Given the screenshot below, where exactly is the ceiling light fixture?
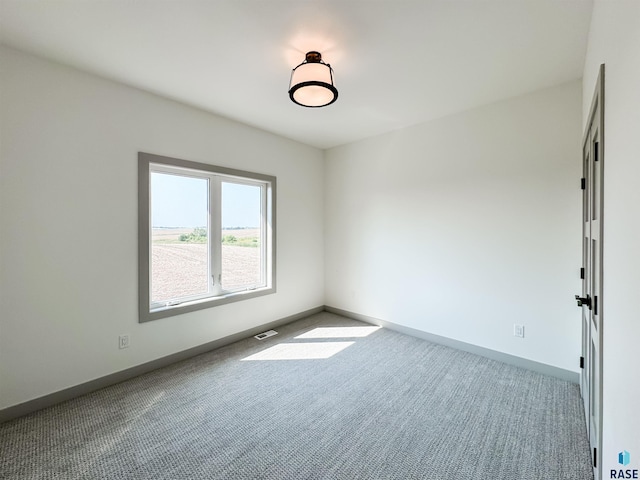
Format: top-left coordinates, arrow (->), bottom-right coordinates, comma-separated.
288,51 -> 338,108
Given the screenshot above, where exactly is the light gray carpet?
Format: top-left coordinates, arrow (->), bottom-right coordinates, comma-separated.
0,312 -> 593,480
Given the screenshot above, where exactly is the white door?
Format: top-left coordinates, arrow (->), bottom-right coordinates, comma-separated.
578,64 -> 604,480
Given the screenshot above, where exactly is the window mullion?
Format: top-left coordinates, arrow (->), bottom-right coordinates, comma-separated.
210,175 -> 223,296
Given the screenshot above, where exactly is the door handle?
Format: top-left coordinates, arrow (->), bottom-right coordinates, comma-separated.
575,295 -> 592,309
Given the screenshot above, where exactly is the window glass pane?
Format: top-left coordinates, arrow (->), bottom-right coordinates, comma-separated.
221,182 -> 262,292
151,172 -> 209,304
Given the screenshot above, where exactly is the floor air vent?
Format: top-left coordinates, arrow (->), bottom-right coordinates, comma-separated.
254,330 -> 278,340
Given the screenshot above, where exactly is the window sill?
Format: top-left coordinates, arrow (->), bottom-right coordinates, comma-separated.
140,286 -> 275,323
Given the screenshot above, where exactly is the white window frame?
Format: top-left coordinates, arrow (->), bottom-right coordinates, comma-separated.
138,152 -> 276,323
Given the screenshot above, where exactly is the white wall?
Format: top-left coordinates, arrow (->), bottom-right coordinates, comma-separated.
0,46 -> 324,410
583,0 -> 640,471
325,81 -> 582,372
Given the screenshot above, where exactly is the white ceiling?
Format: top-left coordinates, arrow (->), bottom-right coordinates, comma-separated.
0,0 -> 593,149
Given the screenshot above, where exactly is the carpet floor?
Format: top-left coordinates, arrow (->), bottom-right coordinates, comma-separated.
0,312 -> 593,479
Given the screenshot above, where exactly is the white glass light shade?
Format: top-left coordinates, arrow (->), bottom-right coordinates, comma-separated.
288,51 -> 338,108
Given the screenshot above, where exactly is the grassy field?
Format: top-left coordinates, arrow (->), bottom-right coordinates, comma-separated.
152,227 -> 260,243
152,227 -> 194,242
152,228 -> 260,247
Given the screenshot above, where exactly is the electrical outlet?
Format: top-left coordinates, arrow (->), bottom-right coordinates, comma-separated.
513,324 -> 525,338
119,334 -> 130,349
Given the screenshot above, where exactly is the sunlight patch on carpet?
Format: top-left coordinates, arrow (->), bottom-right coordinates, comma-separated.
241,342 -> 355,361
295,326 -> 381,339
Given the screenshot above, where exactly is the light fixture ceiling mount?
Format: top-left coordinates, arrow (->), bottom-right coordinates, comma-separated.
288,51 -> 338,108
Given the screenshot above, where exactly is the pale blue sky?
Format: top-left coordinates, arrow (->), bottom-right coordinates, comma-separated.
151,173 -> 260,228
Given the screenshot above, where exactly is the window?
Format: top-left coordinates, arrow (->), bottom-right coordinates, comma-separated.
138,152 -> 276,322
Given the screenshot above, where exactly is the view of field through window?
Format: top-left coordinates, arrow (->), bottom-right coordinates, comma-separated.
151,172 -> 262,305
221,182 -> 262,291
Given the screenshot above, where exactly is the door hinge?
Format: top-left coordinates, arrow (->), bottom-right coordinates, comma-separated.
594,295 -> 598,315
580,356 -> 584,369
594,447 -> 597,468
581,177 -> 586,190
580,267 -> 585,279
